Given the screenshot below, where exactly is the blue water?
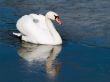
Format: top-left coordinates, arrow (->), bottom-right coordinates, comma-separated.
0,0 -> 110,82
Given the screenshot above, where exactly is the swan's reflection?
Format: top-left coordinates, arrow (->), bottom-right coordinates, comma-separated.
17,41 -> 62,79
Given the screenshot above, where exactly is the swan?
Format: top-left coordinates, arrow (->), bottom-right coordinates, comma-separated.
14,11 -> 62,45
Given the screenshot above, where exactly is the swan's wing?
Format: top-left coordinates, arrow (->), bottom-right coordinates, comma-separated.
16,13 -> 54,44
16,14 -> 44,36
16,14 -> 47,35
29,14 -> 39,23
29,14 -> 47,29
29,14 -> 54,43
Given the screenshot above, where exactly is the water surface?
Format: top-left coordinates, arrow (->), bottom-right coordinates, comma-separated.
0,0 -> 110,82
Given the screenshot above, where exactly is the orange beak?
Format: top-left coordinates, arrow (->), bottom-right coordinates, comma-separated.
55,18 -> 62,25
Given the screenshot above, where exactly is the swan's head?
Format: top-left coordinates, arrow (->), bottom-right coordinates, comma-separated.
46,11 -> 62,25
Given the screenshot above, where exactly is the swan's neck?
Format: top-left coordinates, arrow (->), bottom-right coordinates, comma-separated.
45,16 -> 62,45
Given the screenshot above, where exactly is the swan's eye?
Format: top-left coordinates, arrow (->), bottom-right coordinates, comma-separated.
54,15 -> 60,19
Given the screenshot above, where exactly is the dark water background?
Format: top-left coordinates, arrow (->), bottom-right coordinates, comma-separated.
0,0 -> 110,82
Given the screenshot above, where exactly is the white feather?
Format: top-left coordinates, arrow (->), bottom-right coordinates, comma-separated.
13,32 -> 21,37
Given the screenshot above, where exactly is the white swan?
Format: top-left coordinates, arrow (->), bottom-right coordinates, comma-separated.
14,11 -> 62,45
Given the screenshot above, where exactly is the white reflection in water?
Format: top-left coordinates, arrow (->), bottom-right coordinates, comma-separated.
17,41 -> 62,79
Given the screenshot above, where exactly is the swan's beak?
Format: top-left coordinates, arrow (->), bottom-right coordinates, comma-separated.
55,18 -> 62,25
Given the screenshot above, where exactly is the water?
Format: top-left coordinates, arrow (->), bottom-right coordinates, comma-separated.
0,0 -> 110,82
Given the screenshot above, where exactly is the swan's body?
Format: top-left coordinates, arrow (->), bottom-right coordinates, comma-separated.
15,11 -> 62,45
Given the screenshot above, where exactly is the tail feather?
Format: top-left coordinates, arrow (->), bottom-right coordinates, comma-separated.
13,32 -> 22,37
